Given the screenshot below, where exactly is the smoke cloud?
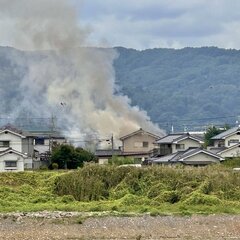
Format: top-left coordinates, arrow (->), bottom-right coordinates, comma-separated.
0,0 -> 164,144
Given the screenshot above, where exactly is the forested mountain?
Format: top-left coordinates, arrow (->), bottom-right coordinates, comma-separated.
114,47 -> 240,132
0,46 -> 240,132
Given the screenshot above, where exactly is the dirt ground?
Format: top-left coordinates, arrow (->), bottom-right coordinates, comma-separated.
1,214 -> 240,240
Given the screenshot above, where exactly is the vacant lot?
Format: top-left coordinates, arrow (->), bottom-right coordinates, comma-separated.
1,214 -> 240,240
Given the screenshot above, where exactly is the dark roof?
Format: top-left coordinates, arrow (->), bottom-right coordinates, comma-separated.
156,133 -> 203,144
0,124 -> 25,135
0,147 -> 27,157
0,124 -> 65,139
120,128 -> 161,140
150,147 -> 223,164
211,127 -> 240,140
95,149 -> 122,157
208,147 -> 227,154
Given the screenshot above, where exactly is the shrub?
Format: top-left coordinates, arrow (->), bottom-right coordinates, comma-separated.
61,195 -> 75,203
154,190 -> 181,204
52,163 -> 59,170
184,192 -> 222,206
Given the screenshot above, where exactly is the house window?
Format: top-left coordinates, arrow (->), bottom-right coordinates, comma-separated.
228,139 -> 239,146
35,138 -> 45,145
176,144 -> 185,150
5,161 -> 17,168
143,142 -> 149,148
0,141 -> 10,147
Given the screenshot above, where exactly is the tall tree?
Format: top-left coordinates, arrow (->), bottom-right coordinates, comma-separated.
204,126 -> 224,147
51,145 -> 96,169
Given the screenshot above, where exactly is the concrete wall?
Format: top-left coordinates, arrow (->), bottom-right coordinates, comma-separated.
122,133 -> 157,153
24,157 -> 33,169
22,137 -> 34,157
0,152 -> 24,172
172,139 -> 202,153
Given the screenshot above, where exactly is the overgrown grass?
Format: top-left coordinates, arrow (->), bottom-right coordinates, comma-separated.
1,162 -> 240,214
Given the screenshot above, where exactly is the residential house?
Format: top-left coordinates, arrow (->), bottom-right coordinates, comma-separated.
0,125 -> 67,170
95,128 -> 161,164
148,132 -> 222,166
150,148 -> 223,166
119,128 -> 161,162
154,133 -> 204,157
210,127 -> 240,158
26,130 -> 66,168
95,149 -> 122,165
0,125 -> 34,171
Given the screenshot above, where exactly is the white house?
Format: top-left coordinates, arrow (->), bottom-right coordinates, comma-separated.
0,148 -> 27,172
0,126 -> 32,172
148,132 -> 222,166
151,148 -> 224,166
154,133 -> 204,156
211,127 -> 240,158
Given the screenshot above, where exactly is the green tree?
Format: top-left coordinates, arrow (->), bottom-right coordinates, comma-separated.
204,126 -> 224,147
51,145 -> 96,169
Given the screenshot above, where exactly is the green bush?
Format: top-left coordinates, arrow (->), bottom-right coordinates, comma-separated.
52,163 -> 59,170
184,192 -> 222,206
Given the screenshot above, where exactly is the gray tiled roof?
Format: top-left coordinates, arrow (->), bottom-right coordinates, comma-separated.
149,152 -> 179,163
120,128 -> 161,140
150,147 -> 223,164
156,134 -> 183,144
156,133 -> 203,144
95,149 -> 122,156
211,127 -> 240,140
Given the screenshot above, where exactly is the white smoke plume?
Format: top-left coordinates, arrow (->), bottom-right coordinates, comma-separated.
0,0 -> 165,144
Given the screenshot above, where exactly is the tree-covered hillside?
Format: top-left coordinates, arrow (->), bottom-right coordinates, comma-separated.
0,46 -> 240,132
114,47 -> 240,132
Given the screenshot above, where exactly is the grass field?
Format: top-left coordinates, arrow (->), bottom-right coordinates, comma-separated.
1,158 -> 240,215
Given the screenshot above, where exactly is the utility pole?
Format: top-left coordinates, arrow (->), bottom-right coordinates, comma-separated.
111,134 -> 114,157
48,114 -> 55,163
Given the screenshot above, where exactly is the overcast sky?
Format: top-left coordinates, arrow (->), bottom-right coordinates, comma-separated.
77,0 -> 240,50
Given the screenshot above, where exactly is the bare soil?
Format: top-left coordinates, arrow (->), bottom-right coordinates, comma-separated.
1,214 -> 240,240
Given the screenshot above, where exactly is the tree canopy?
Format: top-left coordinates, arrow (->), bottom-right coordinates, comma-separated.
204,126 -> 225,147
51,144 -> 96,169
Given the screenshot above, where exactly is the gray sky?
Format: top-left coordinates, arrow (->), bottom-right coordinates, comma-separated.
77,0 -> 240,49
1,0 -> 240,50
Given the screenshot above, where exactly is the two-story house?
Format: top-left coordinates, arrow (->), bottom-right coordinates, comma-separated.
0,125 -> 34,171
120,128 -> 161,162
96,128 -> 161,164
211,127 -> 240,158
27,130 -> 66,168
149,132 -> 223,165
154,133 -> 204,156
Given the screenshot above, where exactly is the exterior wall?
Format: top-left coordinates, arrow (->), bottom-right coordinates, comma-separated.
213,140 -> 225,147
24,157 -> 33,169
98,158 -> 109,165
22,137 -> 34,157
122,133 -> 157,153
220,147 -> 240,158
224,134 -> 240,147
0,153 -> 24,172
43,138 -> 66,146
0,131 -> 23,152
172,139 -> 202,153
182,153 -> 220,165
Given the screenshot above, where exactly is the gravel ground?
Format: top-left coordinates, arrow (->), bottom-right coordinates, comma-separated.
0,212 -> 240,239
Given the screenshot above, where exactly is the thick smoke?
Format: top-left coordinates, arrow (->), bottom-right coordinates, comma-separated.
0,0 -> 164,144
